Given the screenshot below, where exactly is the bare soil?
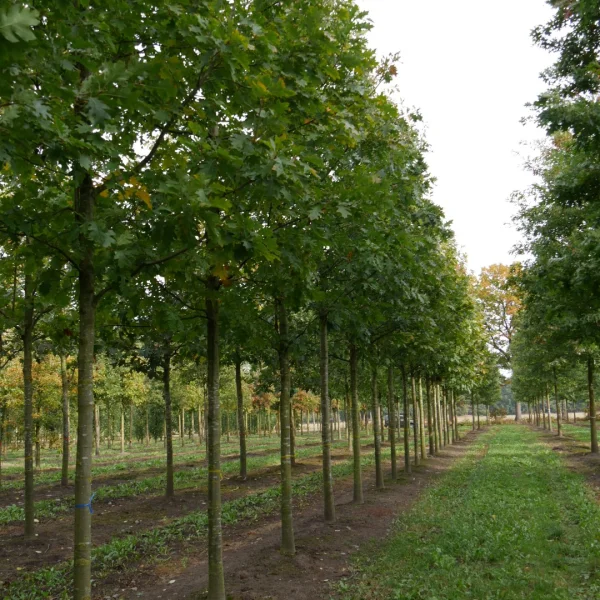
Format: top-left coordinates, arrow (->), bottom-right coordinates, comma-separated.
95,430 -> 482,600
0,443 -> 352,587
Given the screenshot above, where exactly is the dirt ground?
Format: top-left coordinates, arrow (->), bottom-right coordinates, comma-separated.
0,443 -> 351,587
95,430 -> 482,600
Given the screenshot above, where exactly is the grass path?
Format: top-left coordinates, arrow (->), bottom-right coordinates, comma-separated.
338,425 -> 600,600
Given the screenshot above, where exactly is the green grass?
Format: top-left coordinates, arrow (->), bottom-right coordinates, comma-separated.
0,434 -> 354,524
336,425 -> 600,600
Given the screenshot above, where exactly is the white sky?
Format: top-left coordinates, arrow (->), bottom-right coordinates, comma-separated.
356,0 -> 554,274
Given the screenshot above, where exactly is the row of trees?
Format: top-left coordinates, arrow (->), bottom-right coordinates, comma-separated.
511,2 -> 600,449
0,2 -> 500,598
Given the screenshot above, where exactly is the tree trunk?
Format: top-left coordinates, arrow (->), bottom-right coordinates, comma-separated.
235,359 -> 247,480
588,355 -> 598,453
350,343 -> 363,503
402,366 -> 411,474
163,354 -> 174,497
515,401 -> 522,422
427,377 -> 434,456
418,378 -> 427,457
277,299 -> 295,555
145,405 -> 150,446
129,404 -> 133,448
411,374 -> 419,466
471,394 -> 476,431
371,366 -> 384,490
319,313 -> 335,521
289,407 -> 296,467
553,369 -> 561,437
546,386 -> 553,432
387,366 -> 397,481
120,404 -> 125,454
206,283 -> 225,598
181,409 -> 185,446
94,403 -> 100,457
344,378 -> 351,451
60,354 -> 70,487
23,270 -> 35,538
73,173 -> 96,600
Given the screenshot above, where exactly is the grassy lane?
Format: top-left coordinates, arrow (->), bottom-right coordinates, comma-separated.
338,425 -> 600,600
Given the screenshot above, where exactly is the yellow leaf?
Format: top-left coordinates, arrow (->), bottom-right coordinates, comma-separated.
135,188 -> 152,209
99,189 -> 109,198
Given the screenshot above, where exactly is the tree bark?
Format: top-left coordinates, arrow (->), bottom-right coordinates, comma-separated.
163,353 -> 174,497
23,270 -> 35,538
73,173 -> 96,600
120,404 -> 125,454
206,283 -> 225,598
546,386 -> 553,432
387,366 -> 397,481
402,366 -> 411,474
588,355 -> 598,453
553,368 -> 561,437
319,313 -> 335,521
418,377 -> 427,458
427,377 -> 434,456
371,366 -> 384,490
277,298 -> 295,554
94,403 -> 100,457
60,354 -> 70,487
411,374 -> 419,466
349,343 -> 363,503
129,404 -> 133,448
515,401 -> 522,422
235,358 -> 247,480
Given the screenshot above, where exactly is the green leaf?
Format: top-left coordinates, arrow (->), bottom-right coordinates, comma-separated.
0,5 -> 39,43
86,98 -> 111,124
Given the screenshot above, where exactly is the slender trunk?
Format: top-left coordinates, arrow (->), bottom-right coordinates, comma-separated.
418,378 -> 426,458
554,368 -> 561,437
471,394 -> 476,431
289,407 -> 296,467
350,343 -> 363,503
319,313 -> 335,521
107,402 -> 112,449
371,366 -> 384,490
94,403 -> 100,457
432,384 -> 439,453
120,404 -> 125,454
60,355 -> 70,487
23,271 -> 35,538
73,173 -> 96,600
402,366 -> 411,474
34,416 -> 41,469
180,409 -> 185,446
427,377 -> 434,456
129,404 -> 133,448
477,402 -> 481,430
387,366 -> 397,481
545,386 -> 552,432
515,401 -> 521,422
197,405 -> 202,446
588,355 -> 598,453
435,384 -> 442,448
206,283 -> 225,598
277,299 -> 295,554
0,401 -> 5,488
145,405 -> 150,445
235,359 -> 247,480
163,354 -> 174,496
411,374 -> 419,466
344,378 -> 351,451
